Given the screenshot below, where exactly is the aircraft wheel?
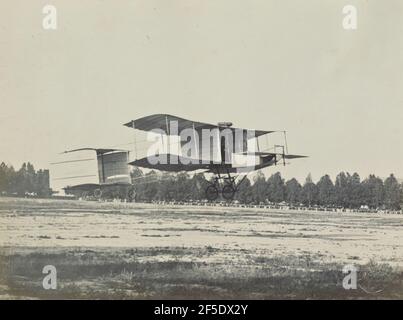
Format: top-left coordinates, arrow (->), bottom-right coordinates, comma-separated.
222,184 -> 236,200
205,185 -> 219,201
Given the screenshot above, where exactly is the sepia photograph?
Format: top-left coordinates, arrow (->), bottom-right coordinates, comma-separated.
1,0 -> 403,306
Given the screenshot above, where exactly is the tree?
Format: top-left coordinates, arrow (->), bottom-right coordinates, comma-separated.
285,178 -> 302,205
235,177 -> 253,204
138,170 -> 160,201
301,174 -> 318,206
7,165 -> 17,194
267,172 -> 285,203
0,162 -> 8,193
26,162 -> 36,194
335,172 -> 349,207
361,175 -> 384,209
189,173 -> 208,200
0,162 -> 51,197
35,169 -> 51,197
317,174 -> 335,206
401,183 -> 403,209
173,172 -> 192,201
384,174 -> 401,210
15,163 -> 28,196
346,172 -> 362,208
156,172 -> 175,201
252,171 -> 267,204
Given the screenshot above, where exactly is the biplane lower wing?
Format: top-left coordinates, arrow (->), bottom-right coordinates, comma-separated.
129,154 -> 216,172
130,152 -> 307,174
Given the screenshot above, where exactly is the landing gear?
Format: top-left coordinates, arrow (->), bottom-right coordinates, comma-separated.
205,183 -> 235,201
204,169 -> 246,201
222,184 -> 236,200
205,185 -> 219,201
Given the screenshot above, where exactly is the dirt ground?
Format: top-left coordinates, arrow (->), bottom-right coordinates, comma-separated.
0,197 -> 402,299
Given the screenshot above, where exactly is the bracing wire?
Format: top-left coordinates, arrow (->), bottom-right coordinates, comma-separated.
53,174 -> 97,181
50,158 -> 95,165
283,131 -> 289,154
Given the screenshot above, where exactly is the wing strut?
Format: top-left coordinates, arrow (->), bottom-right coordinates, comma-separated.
132,120 -> 137,160
283,131 -> 289,154
192,122 -> 199,159
165,115 -> 170,153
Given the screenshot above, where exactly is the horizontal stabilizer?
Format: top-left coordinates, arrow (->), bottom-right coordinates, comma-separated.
235,151 -> 307,159
235,151 -> 274,156
283,154 -> 308,159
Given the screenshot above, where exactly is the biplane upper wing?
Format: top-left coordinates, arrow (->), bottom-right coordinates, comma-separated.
123,114 -> 274,138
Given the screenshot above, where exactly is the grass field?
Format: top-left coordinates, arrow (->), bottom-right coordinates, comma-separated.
0,197 -> 402,299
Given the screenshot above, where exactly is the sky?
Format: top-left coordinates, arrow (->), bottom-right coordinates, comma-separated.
1,0 -> 402,187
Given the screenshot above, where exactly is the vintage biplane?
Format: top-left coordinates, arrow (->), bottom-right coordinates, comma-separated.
124,114 -> 306,201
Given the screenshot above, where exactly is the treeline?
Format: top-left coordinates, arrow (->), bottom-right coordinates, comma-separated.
1,161 -> 401,210
0,162 -> 51,197
132,169 -> 403,210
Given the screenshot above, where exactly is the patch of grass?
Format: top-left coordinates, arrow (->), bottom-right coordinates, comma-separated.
1,248 -> 402,299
